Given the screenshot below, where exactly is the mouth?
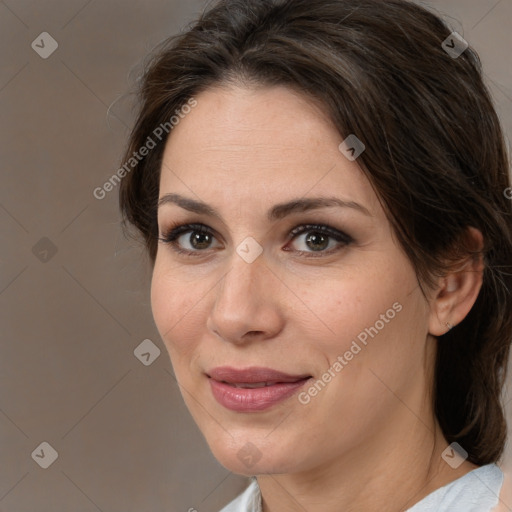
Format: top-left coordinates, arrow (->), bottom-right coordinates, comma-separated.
207,366 -> 311,383
206,366 -> 312,412
224,381 -> 296,388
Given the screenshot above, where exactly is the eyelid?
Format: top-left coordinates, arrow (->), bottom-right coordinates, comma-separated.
158,221 -> 353,257
287,223 -> 353,244
159,222 -> 217,242
158,222 -> 223,255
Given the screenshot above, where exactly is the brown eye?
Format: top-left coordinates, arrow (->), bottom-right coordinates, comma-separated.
287,224 -> 353,256
303,232 -> 330,251
187,231 -> 214,250
160,223 -> 222,255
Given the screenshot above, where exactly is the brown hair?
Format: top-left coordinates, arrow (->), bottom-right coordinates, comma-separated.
119,0 -> 512,465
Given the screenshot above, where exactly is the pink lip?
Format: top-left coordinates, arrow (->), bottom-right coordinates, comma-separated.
207,366 -> 311,412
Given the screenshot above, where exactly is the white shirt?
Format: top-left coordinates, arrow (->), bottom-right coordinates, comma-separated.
219,464 -> 504,512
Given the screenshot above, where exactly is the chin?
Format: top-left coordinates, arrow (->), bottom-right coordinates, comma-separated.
206,432 -> 303,476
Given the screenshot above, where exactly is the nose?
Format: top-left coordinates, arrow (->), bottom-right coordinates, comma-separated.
206,250 -> 285,345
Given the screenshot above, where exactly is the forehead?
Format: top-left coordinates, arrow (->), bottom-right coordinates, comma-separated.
159,85 -> 381,219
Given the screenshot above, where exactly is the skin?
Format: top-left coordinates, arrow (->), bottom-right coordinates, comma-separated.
151,84 -> 484,512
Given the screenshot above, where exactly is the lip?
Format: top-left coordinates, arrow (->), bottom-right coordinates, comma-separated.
207,366 -> 312,412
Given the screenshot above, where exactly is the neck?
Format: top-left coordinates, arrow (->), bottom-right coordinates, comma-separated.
257,416 -> 478,512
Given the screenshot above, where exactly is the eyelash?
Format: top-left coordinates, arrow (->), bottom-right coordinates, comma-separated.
158,222 -> 354,259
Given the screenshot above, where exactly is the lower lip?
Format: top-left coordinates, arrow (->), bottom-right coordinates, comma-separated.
209,378 -> 310,412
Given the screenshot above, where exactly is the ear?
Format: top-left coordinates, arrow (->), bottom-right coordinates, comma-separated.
428,227 -> 485,336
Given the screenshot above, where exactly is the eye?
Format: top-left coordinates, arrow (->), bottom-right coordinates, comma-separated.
158,222 -> 353,258
158,223 -> 221,256
285,224 -> 353,257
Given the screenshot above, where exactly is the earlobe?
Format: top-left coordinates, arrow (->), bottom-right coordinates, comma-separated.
428,227 -> 484,337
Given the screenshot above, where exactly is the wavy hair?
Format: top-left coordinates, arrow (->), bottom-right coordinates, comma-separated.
119,0 -> 512,464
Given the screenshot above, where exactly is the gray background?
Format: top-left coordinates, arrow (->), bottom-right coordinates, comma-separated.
1,1 -> 511,511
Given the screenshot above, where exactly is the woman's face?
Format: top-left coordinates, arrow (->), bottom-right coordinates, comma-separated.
151,84 -> 435,476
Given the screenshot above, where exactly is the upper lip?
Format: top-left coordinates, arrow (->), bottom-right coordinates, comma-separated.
207,366 -> 311,384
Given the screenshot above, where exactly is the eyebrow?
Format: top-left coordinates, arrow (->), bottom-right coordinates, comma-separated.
157,193 -> 372,221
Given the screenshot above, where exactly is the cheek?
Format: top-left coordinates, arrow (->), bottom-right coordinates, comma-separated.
150,265 -> 204,361
295,275 -> 426,428
300,259 -> 426,398
322,277 -> 427,394
302,266 -> 407,345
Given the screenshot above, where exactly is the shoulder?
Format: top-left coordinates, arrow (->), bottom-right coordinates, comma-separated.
218,479 -> 261,512
217,465 -> 504,512
406,464 -> 504,512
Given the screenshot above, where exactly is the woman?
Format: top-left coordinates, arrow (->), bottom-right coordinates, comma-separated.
119,0 -> 512,510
